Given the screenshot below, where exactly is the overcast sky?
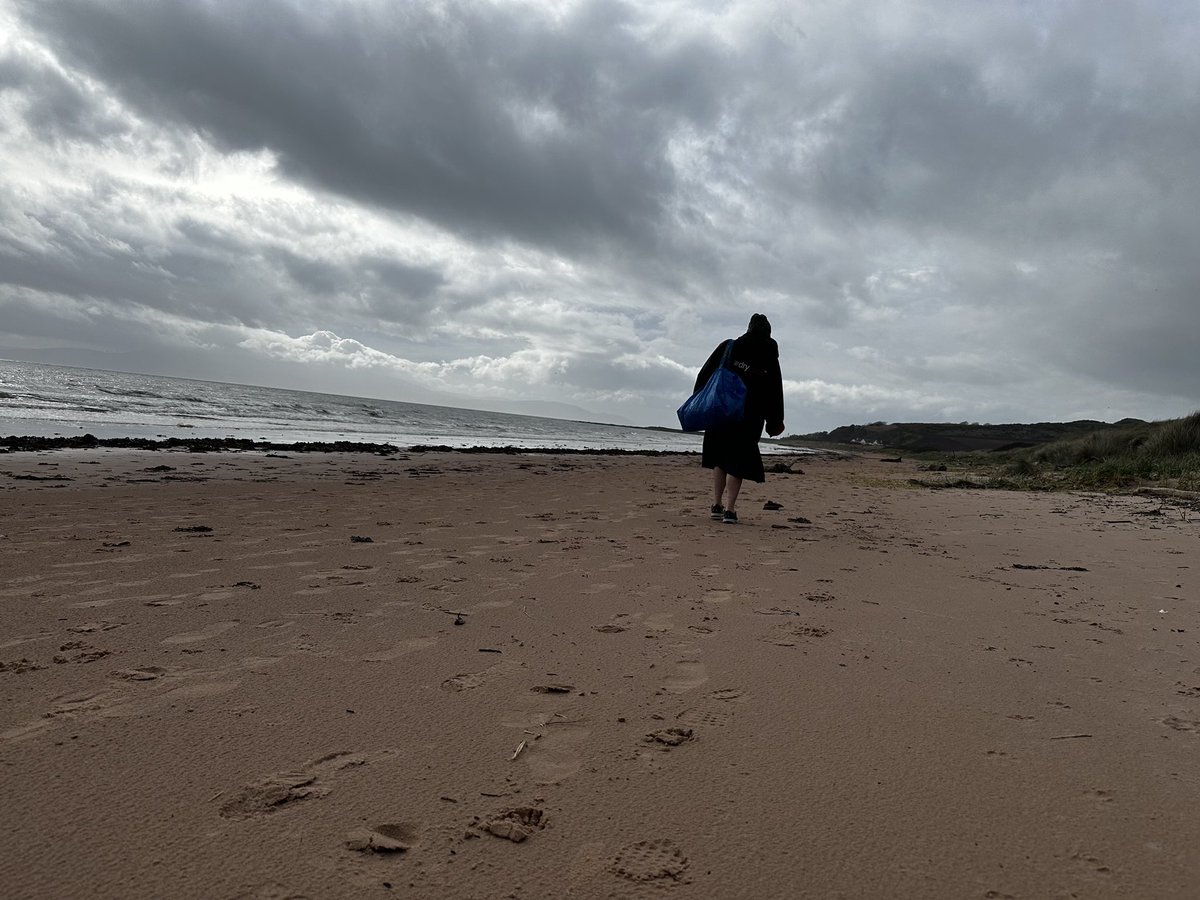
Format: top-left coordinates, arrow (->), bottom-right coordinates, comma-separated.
2,0 -> 1198,431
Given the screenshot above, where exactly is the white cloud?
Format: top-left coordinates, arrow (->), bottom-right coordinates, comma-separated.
240,329 -> 397,369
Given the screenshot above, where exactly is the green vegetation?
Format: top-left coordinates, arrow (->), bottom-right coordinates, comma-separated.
906,412 -> 1200,493
784,419 -> 1143,453
1013,411 -> 1200,491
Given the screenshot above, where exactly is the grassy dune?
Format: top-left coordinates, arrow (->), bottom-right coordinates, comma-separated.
1009,411 -> 1200,490
922,412 -> 1200,493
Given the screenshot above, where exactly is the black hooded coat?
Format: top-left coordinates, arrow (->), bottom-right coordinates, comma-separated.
693,327 -> 784,483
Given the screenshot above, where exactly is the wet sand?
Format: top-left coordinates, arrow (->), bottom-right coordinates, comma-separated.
1,448 -> 1198,898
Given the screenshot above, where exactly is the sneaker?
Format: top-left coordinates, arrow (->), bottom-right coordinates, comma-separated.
722,509 -> 738,525
710,504 -> 724,520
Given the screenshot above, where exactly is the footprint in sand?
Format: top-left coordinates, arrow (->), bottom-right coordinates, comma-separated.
220,772 -> 328,819
158,681 -> 242,701
440,658 -> 523,692
47,691 -> 120,717
142,596 -> 185,607
69,598 -> 122,609
662,658 -> 708,694
92,676 -> 242,720
3,690 -> 124,742
761,623 -> 830,647
112,666 -> 168,682
53,642 -> 110,665
611,839 -> 691,884
643,612 -> 675,633
241,656 -> 284,671
359,636 -> 438,662
1,719 -> 54,742
220,750 -> 393,819
500,706 -> 589,784
362,600 -> 415,619
162,621 -> 239,645
477,807 -> 548,842
0,658 -> 45,674
441,671 -> 488,692
643,726 -> 695,749
593,623 -> 628,634
524,723 -> 592,784
472,598 -> 514,611
227,883 -> 313,900
707,688 -> 747,702
1160,716 -> 1200,733
676,707 -> 733,729
166,567 -> 222,579
345,822 -> 421,854
0,632 -> 54,651
67,621 -> 125,634
788,624 -> 831,639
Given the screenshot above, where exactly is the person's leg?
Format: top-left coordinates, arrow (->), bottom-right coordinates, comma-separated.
712,467 -> 727,506
725,474 -> 743,512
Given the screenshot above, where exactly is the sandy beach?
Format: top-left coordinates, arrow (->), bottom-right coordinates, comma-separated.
1,447 -> 1198,899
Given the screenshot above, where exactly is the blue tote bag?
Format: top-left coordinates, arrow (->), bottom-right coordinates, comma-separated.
677,340 -> 747,432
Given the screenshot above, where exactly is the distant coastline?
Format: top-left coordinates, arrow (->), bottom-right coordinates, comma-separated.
785,419 -> 1154,453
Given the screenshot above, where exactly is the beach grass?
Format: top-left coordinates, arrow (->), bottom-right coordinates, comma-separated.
908,411 -> 1200,494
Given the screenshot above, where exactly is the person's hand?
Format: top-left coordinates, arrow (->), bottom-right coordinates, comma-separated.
767,422 -> 784,437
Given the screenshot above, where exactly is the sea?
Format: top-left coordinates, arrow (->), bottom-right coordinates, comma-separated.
0,358 -> 724,453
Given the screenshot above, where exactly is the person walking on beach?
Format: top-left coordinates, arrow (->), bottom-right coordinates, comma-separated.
694,313 -> 785,525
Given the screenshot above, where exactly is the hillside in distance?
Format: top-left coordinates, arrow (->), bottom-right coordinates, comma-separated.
784,419 -> 1148,453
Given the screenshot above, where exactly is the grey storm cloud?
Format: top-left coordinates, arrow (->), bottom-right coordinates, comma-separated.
2,0 -> 1200,428
267,248 -> 445,322
17,0 -> 709,251
363,257 -> 445,301
0,45 -> 126,143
